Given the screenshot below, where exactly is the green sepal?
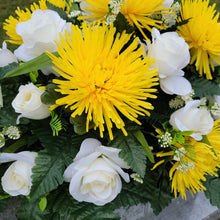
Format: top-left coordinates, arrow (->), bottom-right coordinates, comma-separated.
39,197 -> 47,212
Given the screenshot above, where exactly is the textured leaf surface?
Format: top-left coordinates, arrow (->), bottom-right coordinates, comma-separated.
109,132 -> 147,178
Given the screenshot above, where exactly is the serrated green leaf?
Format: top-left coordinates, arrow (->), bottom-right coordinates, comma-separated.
176,133 -> 185,144
0,62 -> 19,80
109,132 -> 147,178
39,197 -> 47,212
189,76 -> 220,98
4,52 -> 58,78
133,130 -> 155,163
30,151 -> 65,201
203,174 -> 220,208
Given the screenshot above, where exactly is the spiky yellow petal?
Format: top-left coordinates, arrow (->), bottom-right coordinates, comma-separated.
79,0 -> 173,41
177,0 -> 220,79
48,23 -> 159,140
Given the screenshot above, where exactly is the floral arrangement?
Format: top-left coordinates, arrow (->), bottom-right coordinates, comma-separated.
0,0 -> 220,219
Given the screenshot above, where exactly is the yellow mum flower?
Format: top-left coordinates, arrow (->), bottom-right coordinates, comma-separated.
79,0 -> 173,41
177,0 -> 220,79
169,138 -> 220,199
4,0 -> 70,45
48,23 -> 159,140
207,119 -> 220,157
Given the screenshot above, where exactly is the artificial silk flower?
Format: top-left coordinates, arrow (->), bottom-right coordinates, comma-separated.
147,28 -> 192,95
0,151 -> 37,196
177,0 -> 220,80
64,138 -> 130,206
48,22 -> 158,140
169,138 -> 220,199
162,0 -> 174,8
0,41 -> 18,67
169,100 -> 214,141
12,83 -> 50,123
79,0 -> 173,41
3,0 -> 71,45
14,9 -> 72,62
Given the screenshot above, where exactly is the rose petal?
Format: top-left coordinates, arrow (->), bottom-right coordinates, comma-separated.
160,76 -> 192,95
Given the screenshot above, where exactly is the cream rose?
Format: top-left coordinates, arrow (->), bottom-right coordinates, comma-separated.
15,9 -> 71,62
147,28 -> 191,95
64,138 -> 130,206
12,83 -> 50,123
0,151 -> 37,196
0,41 -> 18,67
169,100 -> 214,141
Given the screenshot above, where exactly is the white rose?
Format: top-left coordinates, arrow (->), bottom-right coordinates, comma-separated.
12,83 -> 50,123
147,28 -> 191,95
64,138 -> 130,206
0,41 -> 18,67
169,100 -> 214,141
0,151 -> 37,196
14,9 -> 71,76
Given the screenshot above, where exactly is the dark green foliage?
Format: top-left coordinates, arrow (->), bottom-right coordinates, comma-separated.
114,13 -> 134,34
0,62 -> 19,80
189,75 -> 220,98
109,131 -> 147,178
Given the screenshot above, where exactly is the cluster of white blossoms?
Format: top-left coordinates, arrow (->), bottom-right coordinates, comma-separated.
4,126 -> 20,140
105,0 -> 123,25
176,161 -> 194,173
158,132 -> 173,148
130,173 -> 143,184
68,10 -> 81,18
211,102 -> 220,118
173,147 -> 186,161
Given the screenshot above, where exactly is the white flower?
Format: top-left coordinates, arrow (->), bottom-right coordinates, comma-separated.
169,100 -> 214,141
14,9 -> 71,76
12,83 -> 50,123
147,28 -> 191,96
4,126 -> 20,140
0,42 -> 18,67
0,151 -> 37,196
211,96 -> 220,119
64,138 -> 130,206
0,134 -> 5,148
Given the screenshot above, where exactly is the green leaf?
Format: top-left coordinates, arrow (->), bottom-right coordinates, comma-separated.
133,130 -> 155,163
109,132 -> 147,178
176,133 -> 185,144
41,84 -> 62,105
203,174 -> 220,208
50,111 -> 63,136
4,52 -> 58,78
0,62 -> 19,80
29,71 -> 39,83
0,198 -> 9,212
46,2 -> 68,20
180,130 -> 194,136
39,197 -> 47,212
189,75 -> 220,98
30,150 -> 65,201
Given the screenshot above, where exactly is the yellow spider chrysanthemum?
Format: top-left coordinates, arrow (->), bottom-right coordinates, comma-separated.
79,0 -> 173,41
48,23 -> 159,140
4,0 -> 71,45
177,0 -> 220,79
207,119 -> 220,157
169,138 -> 220,199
